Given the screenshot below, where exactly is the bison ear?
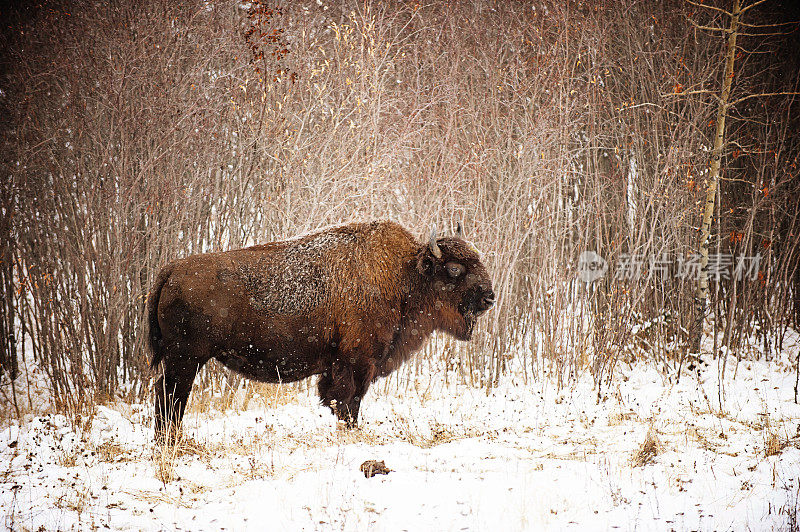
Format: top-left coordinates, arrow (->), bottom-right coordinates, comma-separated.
416,253 -> 435,278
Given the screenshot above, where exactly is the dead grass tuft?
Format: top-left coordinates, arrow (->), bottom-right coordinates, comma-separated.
608,410 -> 639,426
155,449 -> 177,485
153,426 -> 196,484
57,448 -> 80,468
125,488 -> 194,508
393,419 -> 480,448
331,424 -> 387,446
687,426 -> 717,453
632,427 -> 662,467
93,440 -> 134,463
55,486 -> 91,517
257,382 -> 302,409
174,436 -> 215,458
765,429 -> 787,457
188,377 -> 304,419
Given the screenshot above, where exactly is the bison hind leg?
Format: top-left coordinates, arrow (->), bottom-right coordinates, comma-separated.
154,356 -> 206,444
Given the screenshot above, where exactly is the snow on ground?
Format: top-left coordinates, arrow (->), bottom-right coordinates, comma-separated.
3,341 -> 800,531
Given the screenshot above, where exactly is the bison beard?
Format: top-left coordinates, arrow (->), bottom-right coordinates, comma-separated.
148,221 -> 495,442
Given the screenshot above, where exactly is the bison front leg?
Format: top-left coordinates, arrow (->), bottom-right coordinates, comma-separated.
318,358 -> 376,428
318,360 -> 355,426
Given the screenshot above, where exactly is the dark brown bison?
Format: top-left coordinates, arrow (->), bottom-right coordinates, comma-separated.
147,220 -> 495,441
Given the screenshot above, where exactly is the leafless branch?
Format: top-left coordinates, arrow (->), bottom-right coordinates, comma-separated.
686,17 -> 729,32
685,0 -> 732,17
740,0 -> 770,15
664,88 -> 722,102
730,91 -> 800,105
738,20 -> 800,28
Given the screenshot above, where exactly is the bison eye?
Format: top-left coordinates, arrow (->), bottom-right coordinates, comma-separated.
445,262 -> 464,278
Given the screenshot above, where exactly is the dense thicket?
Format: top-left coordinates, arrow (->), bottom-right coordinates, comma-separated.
2,0 -> 798,411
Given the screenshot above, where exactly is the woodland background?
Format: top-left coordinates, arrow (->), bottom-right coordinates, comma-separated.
1,0 -> 799,413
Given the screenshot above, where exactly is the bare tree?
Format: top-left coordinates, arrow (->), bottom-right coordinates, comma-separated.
2,0 -> 798,414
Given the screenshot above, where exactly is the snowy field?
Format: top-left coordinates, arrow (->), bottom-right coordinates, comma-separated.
3,339 -> 800,531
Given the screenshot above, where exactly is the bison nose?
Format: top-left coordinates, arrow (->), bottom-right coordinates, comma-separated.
481,290 -> 495,310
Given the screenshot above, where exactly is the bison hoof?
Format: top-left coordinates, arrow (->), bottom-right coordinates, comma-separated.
335,416 -> 358,430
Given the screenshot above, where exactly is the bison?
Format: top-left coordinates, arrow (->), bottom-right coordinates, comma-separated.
147,220 -> 495,441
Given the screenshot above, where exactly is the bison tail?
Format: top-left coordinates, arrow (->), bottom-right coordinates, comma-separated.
147,263 -> 173,369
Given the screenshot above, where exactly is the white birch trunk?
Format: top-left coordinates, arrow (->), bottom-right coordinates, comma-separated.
691,0 -> 741,354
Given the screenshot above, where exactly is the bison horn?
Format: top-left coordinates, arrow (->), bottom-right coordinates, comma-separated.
429,227 -> 442,259
456,221 -> 464,238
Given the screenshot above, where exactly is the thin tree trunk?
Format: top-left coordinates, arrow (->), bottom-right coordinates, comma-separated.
0,181 -> 16,381
691,0 -> 741,355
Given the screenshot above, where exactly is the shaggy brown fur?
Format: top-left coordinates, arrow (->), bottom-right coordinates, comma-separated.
148,220 -> 494,440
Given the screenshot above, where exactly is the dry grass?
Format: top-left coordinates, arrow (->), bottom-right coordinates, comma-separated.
187,379 -> 303,418
608,410 -> 639,426
686,426 -> 718,453
151,422 -> 283,486
57,448 -> 80,468
93,441 -> 135,463
632,427 -> 662,467
393,418 -> 482,449
255,382 -> 303,410
329,425 -> 388,447
55,486 -> 92,517
152,427 -> 211,485
125,488 -> 194,508
758,411 -> 789,458
765,429 -> 788,457
155,446 -> 178,485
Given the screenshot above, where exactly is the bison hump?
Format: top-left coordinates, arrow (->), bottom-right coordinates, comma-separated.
222,231 -> 363,314
221,258 -> 324,315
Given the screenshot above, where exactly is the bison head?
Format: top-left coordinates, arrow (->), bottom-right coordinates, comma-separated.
417,224 -> 495,340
